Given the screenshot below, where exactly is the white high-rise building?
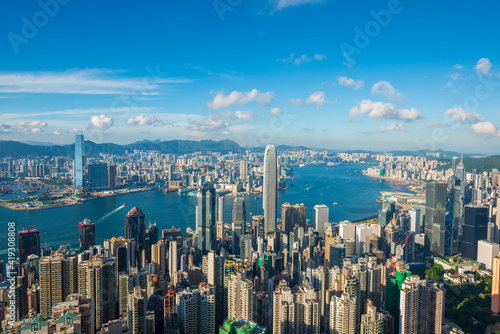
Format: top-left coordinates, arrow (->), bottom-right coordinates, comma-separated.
169,240 -> 177,276
314,204 -> 329,235
228,272 -> 253,321
477,239 -> 500,270
330,293 -> 357,334
400,276 -> 420,334
409,208 -> 421,233
263,145 -> 277,234
355,225 -> 372,255
273,282 -> 294,334
339,221 -> 356,240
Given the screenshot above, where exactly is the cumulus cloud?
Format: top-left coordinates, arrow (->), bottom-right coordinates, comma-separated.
126,114 -> 164,126
206,89 -> 273,110
444,108 -> 484,123
306,91 -> 329,106
234,110 -> 259,122
68,127 -> 80,133
454,64 -> 464,70
338,76 -> 364,90
0,122 -> 12,133
349,100 -> 422,120
471,121 -> 497,135
474,58 -> 492,75
378,123 -> 407,132
275,0 -> 324,11
15,120 -> 48,134
268,107 -> 283,116
371,81 -> 405,103
53,130 -> 61,136
88,114 -> 113,130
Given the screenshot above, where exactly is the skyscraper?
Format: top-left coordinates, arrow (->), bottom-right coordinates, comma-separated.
281,203 -> 307,234
18,226 -> 40,264
228,272 -> 253,321
263,145 -> 277,234
197,182 -> 217,258
78,255 -> 118,329
39,250 -> 78,316
127,286 -> 147,334
79,219 -> 96,252
491,253 -> 500,313
314,204 -> 329,235
108,164 -> 116,189
240,157 -> 249,181
232,197 -> 246,256
74,134 -> 84,189
330,293 -> 357,334
125,207 -> 146,251
169,240 -> 178,275
424,182 -> 447,256
462,205 -> 488,260
88,162 -> 108,190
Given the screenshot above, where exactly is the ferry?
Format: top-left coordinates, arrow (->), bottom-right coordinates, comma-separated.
178,187 -> 197,194
299,164 -> 305,168
333,202 -> 338,206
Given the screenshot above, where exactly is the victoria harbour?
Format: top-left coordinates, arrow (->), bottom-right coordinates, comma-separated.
0,163 -> 398,257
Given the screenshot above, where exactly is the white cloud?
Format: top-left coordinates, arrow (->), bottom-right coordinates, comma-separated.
474,58 -> 492,75
349,100 -> 422,120
88,114 -> 113,130
15,120 -> 48,134
0,69 -> 190,95
188,110 -> 232,133
449,73 -> 460,80
268,107 -> 283,116
313,54 -> 327,61
471,121 -> 497,135
338,76 -> 364,90
378,123 -> 407,132
371,81 -> 405,102
454,64 -> 464,70
53,130 -> 61,136
444,108 -> 484,123
290,99 -> 303,105
234,110 -> 258,122
126,114 -> 164,126
275,0 -> 323,10
68,127 -> 80,133
278,53 -> 326,65
206,89 -> 273,110
306,91 -> 328,106
0,123 -> 12,133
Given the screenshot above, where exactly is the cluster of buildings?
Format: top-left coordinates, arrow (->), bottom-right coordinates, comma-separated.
3,139 -> 500,333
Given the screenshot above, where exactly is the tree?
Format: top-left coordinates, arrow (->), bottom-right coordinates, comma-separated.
426,264 -> 445,281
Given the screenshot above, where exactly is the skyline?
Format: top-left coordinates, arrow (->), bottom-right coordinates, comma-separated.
1,0 -> 500,153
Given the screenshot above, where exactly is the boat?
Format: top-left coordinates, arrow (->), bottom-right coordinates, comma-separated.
178,187 -> 197,193
305,187 -> 309,191
333,202 -> 338,206
255,196 -> 261,200
299,164 -> 305,168
123,203 -> 126,207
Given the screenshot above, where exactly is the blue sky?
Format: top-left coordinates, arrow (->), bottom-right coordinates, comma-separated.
1,0 -> 500,153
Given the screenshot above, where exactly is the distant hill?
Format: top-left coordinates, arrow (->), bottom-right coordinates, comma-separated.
435,155 -> 500,173
0,139 -> 244,158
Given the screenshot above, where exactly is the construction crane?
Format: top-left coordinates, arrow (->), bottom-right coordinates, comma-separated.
388,232 -> 412,274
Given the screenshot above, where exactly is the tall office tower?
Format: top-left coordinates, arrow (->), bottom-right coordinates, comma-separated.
240,158 -> 249,181
207,251 -> 224,327
360,299 -> 384,334
217,195 -> 225,223
424,182 -> 447,256
330,293 -> 357,334
108,164 -> 116,189
366,265 -> 382,311
74,134 -> 84,189
125,207 -> 146,252
399,276 -> 420,334
217,221 -> 225,241
104,236 -> 137,272
39,250 -> 78,316
281,203 -> 307,234
232,197 -> 247,256
273,282 -> 295,334
492,254 -> 500,313
78,255 -> 118,329
263,145 -> 277,234
18,226 -> 40,264
127,286 -> 147,334
88,162 -> 108,190
455,157 -> 465,182
197,182 -> 217,258
228,272 -> 254,321
478,240 -> 500,270
462,205 -> 488,260
408,208 -> 420,233
151,240 -> 166,278
169,240 -> 178,276
324,226 -> 336,268
145,223 -> 158,264
314,204 -> 329,235
79,219 -> 96,252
